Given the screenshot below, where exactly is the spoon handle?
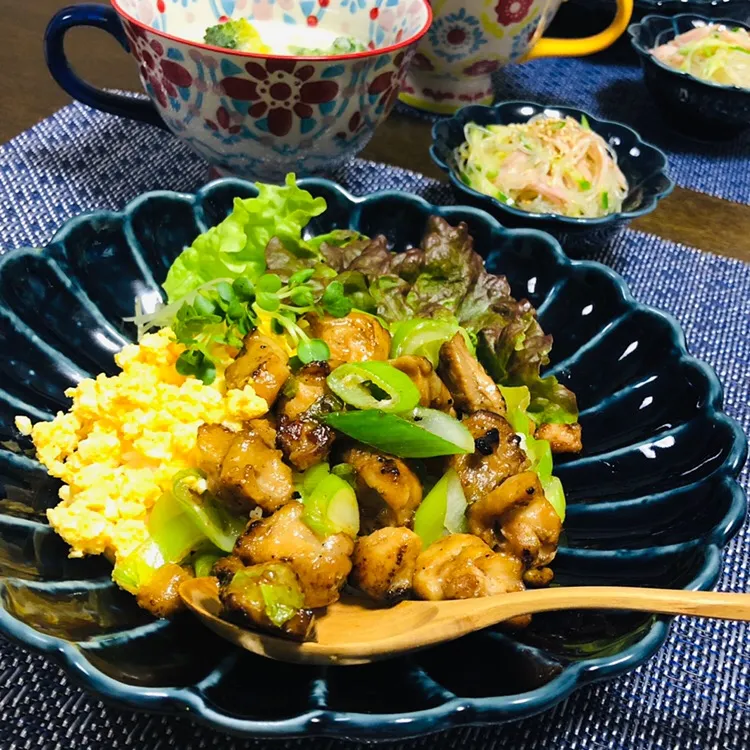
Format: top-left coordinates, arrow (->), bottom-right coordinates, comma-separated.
444,586 -> 750,632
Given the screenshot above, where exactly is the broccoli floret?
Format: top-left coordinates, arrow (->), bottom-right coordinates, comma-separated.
204,18 -> 270,53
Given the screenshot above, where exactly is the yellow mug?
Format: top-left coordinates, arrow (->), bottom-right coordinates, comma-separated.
400,0 -> 634,114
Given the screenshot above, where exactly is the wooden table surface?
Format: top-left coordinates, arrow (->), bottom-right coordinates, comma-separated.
3,0 -> 749,261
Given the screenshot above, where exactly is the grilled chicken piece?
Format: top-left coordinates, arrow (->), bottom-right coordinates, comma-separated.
449,411 -> 529,505
135,563 -> 193,618
305,311 -> 391,363
218,560 -> 315,641
225,331 -> 290,407
467,471 -> 561,569
438,333 -> 506,416
535,422 -> 583,454
389,355 -> 455,413
413,533 -> 525,601
276,362 -> 337,470
501,491 -> 561,570
350,527 -> 423,601
277,361 -> 331,420
277,417 -> 335,471
197,420 -> 294,515
344,447 -> 423,530
234,502 -> 354,608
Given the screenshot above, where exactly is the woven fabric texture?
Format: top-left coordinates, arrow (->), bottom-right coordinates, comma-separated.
0,103 -> 748,750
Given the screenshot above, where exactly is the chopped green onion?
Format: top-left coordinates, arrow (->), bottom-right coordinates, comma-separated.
414,468 -> 468,548
148,490 -> 207,563
601,191 -> 609,210
302,473 -> 360,538
581,114 -> 591,130
227,564 -> 305,628
172,469 -> 246,553
389,319 -> 474,367
578,179 -> 592,191
194,552 -> 222,579
327,362 -> 421,413
112,538 -> 166,594
300,462 -> 331,497
324,407 -> 474,458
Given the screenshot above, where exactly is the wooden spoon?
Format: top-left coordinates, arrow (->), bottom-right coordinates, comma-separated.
180,577 -> 750,666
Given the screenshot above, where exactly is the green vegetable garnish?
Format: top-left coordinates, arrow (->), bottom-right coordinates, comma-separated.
601,191 -> 609,210
580,114 -> 591,130
324,407 -> 474,458
389,318 -> 474,367
413,468 -> 468,548
289,35 -> 367,56
172,469 -> 246,553
226,565 -> 306,628
302,472 -> 360,538
163,174 -> 326,303
499,385 -> 566,520
327,361 -> 421,413
193,552 -> 222,579
204,18 -> 270,53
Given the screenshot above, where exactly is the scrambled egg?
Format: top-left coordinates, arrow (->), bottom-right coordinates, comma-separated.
15,329 -> 267,564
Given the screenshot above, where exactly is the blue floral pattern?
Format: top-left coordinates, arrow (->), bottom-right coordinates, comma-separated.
341,0 -> 367,14
427,8 -> 486,64
510,12 -> 542,61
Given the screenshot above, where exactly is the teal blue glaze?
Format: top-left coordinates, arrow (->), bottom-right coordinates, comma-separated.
0,178 -> 744,740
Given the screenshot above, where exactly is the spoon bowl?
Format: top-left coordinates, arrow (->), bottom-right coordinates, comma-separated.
180,577 -> 750,666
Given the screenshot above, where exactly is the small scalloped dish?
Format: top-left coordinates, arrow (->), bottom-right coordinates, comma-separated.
430,101 -> 674,239
629,14 -> 750,139
0,179 -> 745,740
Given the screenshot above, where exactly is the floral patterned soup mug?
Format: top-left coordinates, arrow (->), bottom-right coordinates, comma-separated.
402,0 -> 633,114
45,0 -> 431,180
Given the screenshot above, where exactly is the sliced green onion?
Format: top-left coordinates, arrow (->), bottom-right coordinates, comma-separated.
112,538 -> 166,594
300,462 -> 331,497
414,468 -> 468,549
541,475 -> 566,521
194,552 -> 223,579
581,114 -> 591,130
172,469 -> 246,553
302,473 -> 359,538
227,564 -> 305,628
601,191 -> 609,210
324,407 -> 474,458
148,490 -> 206,563
499,385 -> 533,434
327,361 -> 420,413
389,319 -> 474,367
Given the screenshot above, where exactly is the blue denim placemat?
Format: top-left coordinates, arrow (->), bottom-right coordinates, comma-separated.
0,102 -> 749,750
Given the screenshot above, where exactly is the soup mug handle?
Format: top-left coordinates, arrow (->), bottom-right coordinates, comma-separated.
44,4 -> 166,129
525,0 -> 634,59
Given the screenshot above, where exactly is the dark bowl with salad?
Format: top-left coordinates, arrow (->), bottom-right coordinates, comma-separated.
630,14 -> 750,139
0,175 -> 745,740
430,101 -> 674,248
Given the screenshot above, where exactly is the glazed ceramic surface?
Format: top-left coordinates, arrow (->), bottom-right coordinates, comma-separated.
0,179 -> 745,739
430,101 -> 674,241
629,14 -> 750,139
44,0 -> 430,180
400,0 -> 633,113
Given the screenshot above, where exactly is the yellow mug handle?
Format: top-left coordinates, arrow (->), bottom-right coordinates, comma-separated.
524,0 -> 634,60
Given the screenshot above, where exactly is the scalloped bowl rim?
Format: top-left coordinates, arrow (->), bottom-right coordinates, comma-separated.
429,101 -> 675,228
0,177 -> 745,740
629,13 -> 750,94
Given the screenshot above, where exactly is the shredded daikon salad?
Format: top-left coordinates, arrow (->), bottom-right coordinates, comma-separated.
454,116 -> 628,219
651,23 -> 750,89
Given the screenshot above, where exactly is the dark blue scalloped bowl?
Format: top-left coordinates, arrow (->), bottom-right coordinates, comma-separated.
0,178 -> 745,740
429,102 -> 674,248
629,14 -> 750,139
